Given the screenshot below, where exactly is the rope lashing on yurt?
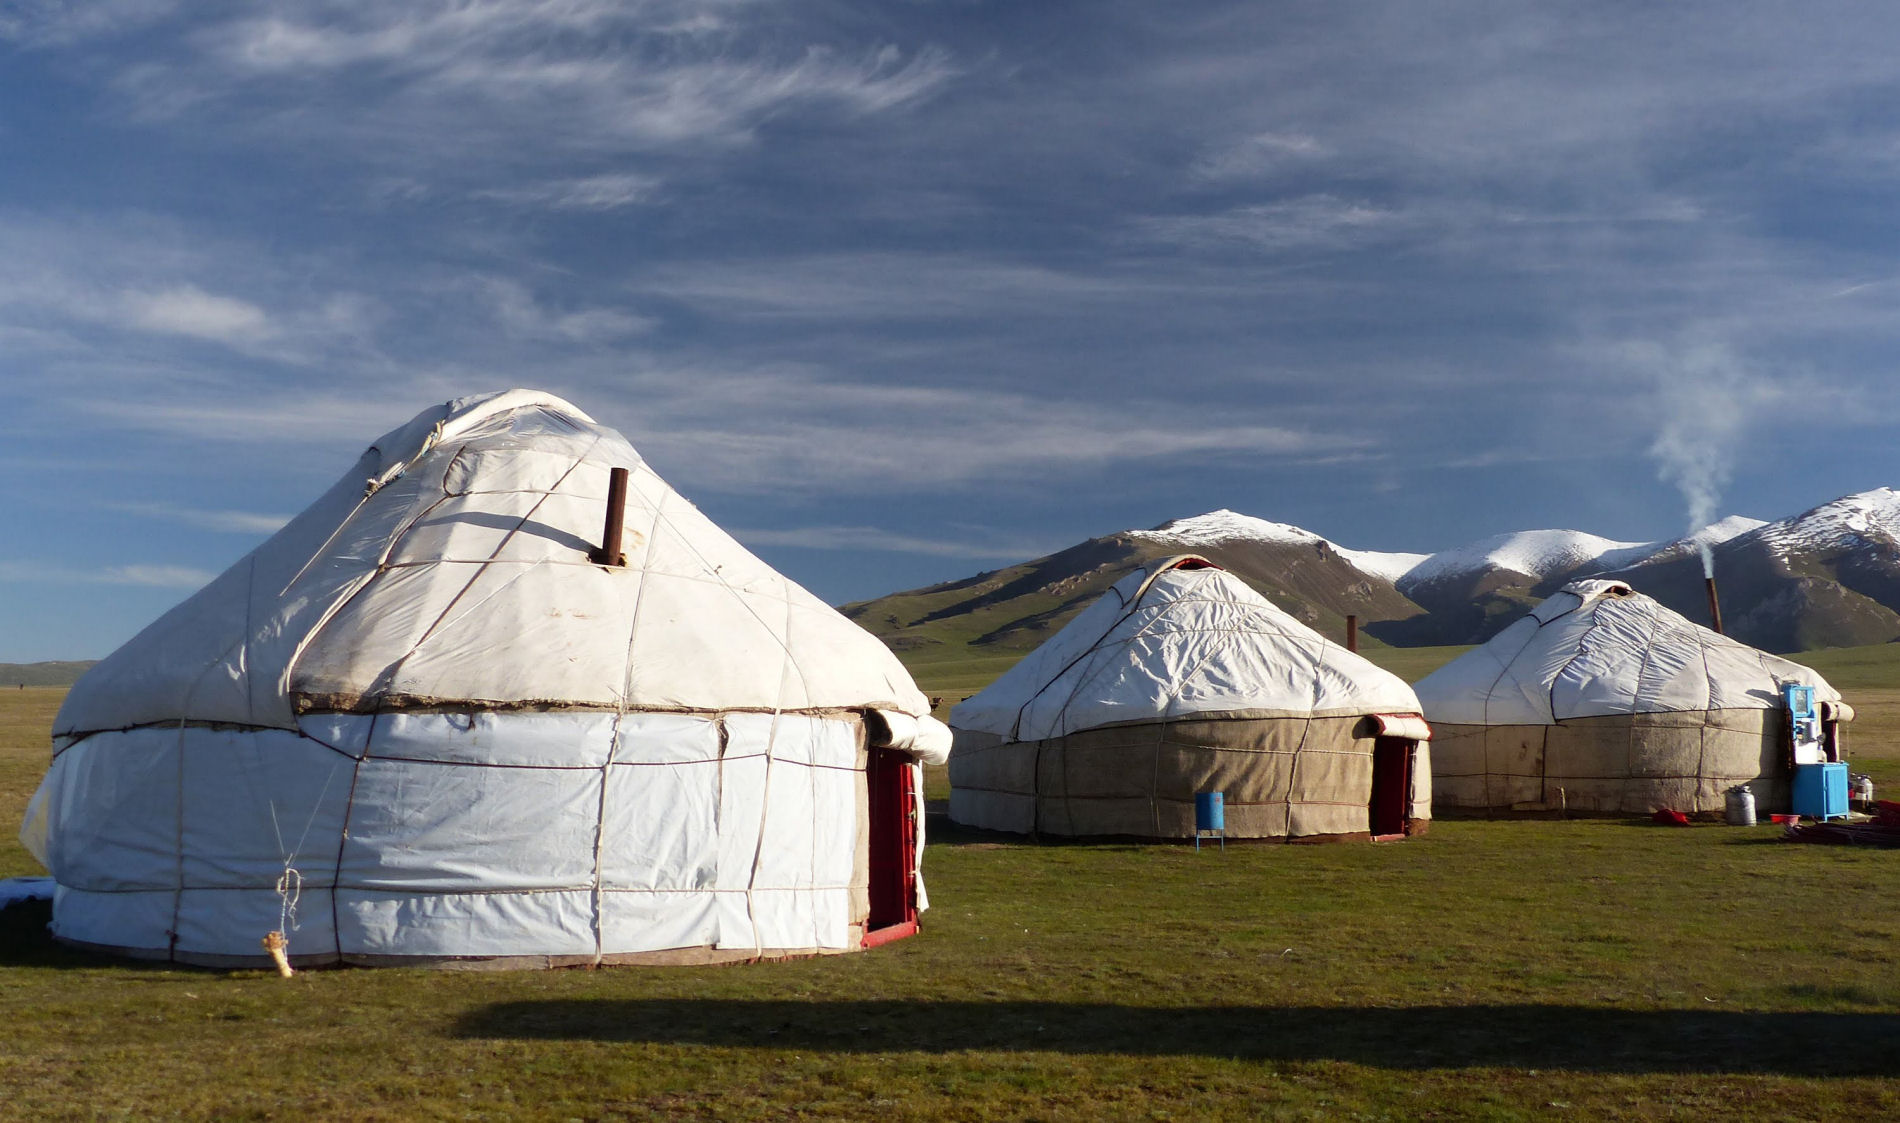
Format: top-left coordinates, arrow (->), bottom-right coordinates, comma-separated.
262,867 -> 302,978
255,750 -> 343,978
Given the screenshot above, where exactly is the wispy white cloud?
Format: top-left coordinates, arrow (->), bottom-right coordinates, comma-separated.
603,362 -> 1365,495
635,253 -> 1157,321
0,0 -> 178,46
73,393 -> 438,447
0,560 -> 216,588
102,563 -> 217,587
1135,195 -> 1403,253
124,284 -> 273,343
0,213 -> 392,369
475,172 -> 660,211
92,2 -> 957,164
730,524 -> 1062,560
107,501 -> 290,535
473,278 -> 654,342
207,2 -> 721,73
1189,131 -> 1329,183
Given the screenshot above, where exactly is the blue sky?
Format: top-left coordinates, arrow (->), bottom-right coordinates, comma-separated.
5,1 -> 1900,661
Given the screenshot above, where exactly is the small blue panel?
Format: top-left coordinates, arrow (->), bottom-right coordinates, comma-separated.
1783,683 -> 1816,720
1195,791 -> 1225,832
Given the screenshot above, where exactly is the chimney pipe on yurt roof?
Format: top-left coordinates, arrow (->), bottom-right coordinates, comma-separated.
591,466 -> 629,567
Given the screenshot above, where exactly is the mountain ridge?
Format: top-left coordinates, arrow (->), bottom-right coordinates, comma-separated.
844,487 -> 1900,658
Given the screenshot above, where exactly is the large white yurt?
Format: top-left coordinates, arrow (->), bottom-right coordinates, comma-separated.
948,557 -> 1432,841
1415,579 -> 1849,816
19,390 -> 951,968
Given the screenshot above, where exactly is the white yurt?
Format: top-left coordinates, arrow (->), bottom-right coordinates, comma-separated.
948,556 -> 1432,841
1415,579 -> 1849,816
19,390 -> 951,968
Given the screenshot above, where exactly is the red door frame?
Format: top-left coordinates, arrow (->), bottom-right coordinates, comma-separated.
863,747 -> 918,947
1369,737 -> 1412,839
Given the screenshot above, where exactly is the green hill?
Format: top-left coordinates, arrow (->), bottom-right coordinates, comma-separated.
0,662 -> 94,689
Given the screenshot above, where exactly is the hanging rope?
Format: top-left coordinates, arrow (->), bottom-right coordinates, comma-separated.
261,866 -> 303,979
276,866 -> 303,937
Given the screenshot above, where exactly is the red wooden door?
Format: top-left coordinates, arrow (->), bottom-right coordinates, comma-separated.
863,746 -> 918,947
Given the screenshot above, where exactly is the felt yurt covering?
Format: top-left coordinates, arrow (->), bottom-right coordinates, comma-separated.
948,557 -> 1432,840
19,390 -> 951,968
1415,579 -> 1849,817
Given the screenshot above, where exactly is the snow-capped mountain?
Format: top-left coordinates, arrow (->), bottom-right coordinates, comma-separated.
1128,509 -> 1431,583
1395,529 -> 1654,591
1748,487 -> 1900,557
846,488 -> 1900,658
1594,488 -> 1900,651
1127,509 -> 1331,551
1132,509 -> 1764,595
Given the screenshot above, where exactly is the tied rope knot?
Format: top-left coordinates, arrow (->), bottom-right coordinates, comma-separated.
276,866 -> 303,940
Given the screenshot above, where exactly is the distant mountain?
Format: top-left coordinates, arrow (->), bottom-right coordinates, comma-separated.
1378,519 -> 1766,646
844,491 -> 1900,660
841,512 -> 1422,658
1598,489 -> 1900,652
0,662 -> 94,688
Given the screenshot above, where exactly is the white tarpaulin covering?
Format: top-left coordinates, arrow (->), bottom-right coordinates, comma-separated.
952,558 -> 1424,741
23,390 -> 948,966
1414,579 -> 1840,725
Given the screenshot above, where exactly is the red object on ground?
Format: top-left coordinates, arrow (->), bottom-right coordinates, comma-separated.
1651,808 -> 1691,826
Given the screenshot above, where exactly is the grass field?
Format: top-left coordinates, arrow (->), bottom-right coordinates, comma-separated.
4,647 -> 1900,1120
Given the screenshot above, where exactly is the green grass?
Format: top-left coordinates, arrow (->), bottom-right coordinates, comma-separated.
1349,643 -> 1473,682
8,656 -> 1900,1120
1783,643 -> 1900,694
0,687 -> 58,876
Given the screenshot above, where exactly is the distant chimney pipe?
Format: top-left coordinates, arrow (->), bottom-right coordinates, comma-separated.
1704,576 -> 1724,635
591,466 -> 629,567
1346,614 -> 1359,653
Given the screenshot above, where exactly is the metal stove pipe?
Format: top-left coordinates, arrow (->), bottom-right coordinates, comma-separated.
1705,576 -> 1724,635
591,466 -> 629,567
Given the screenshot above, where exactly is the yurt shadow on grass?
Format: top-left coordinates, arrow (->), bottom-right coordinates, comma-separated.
17,391 -> 953,969
450,997 -> 1900,1076
948,556 -> 1432,842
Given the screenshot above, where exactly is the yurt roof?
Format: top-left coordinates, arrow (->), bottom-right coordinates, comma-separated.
56,389 -> 932,739
1413,579 -> 1841,726
950,556 -> 1423,742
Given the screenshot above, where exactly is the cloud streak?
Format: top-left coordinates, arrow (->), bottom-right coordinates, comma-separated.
91,2 -> 959,165
475,172 -> 661,211
107,501 -> 290,535
125,285 -> 273,343
0,561 -> 216,589
1134,196 -> 1404,253
730,524 -> 1064,560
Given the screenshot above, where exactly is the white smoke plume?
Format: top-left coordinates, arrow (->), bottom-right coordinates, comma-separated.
1638,338 -> 1779,578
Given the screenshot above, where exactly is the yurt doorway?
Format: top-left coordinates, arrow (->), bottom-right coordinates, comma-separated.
863,746 -> 918,946
1368,738 -> 1413,838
